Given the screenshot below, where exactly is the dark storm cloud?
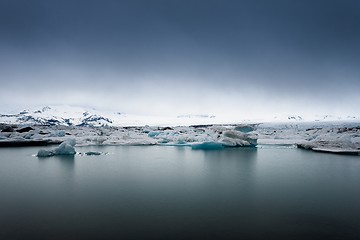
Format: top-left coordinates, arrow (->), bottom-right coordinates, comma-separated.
0,0 -> 359,117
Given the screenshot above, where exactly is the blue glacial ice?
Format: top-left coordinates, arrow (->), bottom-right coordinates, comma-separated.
148,131 -> 160,138
37,139 -> 76,157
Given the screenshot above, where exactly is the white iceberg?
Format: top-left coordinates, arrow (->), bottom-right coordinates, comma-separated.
220,130 -> 258,147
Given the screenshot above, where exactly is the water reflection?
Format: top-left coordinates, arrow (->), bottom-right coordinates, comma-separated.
1,146 -> 360,239
201,147 -> 257,180
194,148 -> 258,210
53,154 -> 75,169
37,154 -> 75,184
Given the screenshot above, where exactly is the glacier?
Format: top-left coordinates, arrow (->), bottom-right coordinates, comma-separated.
1,105 -> 360,155
0,121 -> 359,155
1,122 -> 258,150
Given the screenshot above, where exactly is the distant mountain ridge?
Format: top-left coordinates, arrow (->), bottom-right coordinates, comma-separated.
0,105 -> 359,127
0,105 -> 220,127
0,106 -> 114,127
177,114 -> 216,119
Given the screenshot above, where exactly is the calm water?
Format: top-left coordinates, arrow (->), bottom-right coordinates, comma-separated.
0,146 -> 359,239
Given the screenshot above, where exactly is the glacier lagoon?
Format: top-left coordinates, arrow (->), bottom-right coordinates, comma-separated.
0,146 -> 360,239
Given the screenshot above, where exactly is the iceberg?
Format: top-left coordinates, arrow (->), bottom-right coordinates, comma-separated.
148,131 -> 160,138
37,139 -> 76,157
85,151 -> 102,156
221,130 -> 258,147
37,149 -> 56,157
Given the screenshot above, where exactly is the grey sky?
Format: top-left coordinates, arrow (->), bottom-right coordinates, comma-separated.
1,0 -> 359,119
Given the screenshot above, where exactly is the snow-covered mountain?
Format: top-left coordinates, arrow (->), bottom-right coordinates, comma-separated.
0,106 -> 115,127
0,105 -> 359,127
0,105 -> 220,127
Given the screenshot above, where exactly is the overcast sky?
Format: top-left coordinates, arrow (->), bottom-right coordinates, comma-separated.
1,0 -> 359,119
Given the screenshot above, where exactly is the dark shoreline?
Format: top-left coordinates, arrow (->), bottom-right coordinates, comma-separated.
0,140 -> 62,147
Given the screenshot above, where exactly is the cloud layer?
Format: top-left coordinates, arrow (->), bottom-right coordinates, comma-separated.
1,0 -> 359,119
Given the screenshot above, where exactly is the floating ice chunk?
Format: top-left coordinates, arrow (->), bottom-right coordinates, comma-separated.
191,142 -> 224,150
37,139 -> 76,157
37,149 -> 55,157
223,130 -> 247,139
312,148 -> 360,155
85,151 -> 101,156
296,129 -> 360,152
222,130 -> 258,147
53,140 -> 76,155
148,131 -> 160,138
220,138 -> 249,147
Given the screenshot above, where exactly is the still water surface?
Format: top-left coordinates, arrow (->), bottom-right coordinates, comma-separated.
0,146 -> 359,239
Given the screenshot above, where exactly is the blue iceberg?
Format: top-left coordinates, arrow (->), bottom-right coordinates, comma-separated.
191,142 -> 224,150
